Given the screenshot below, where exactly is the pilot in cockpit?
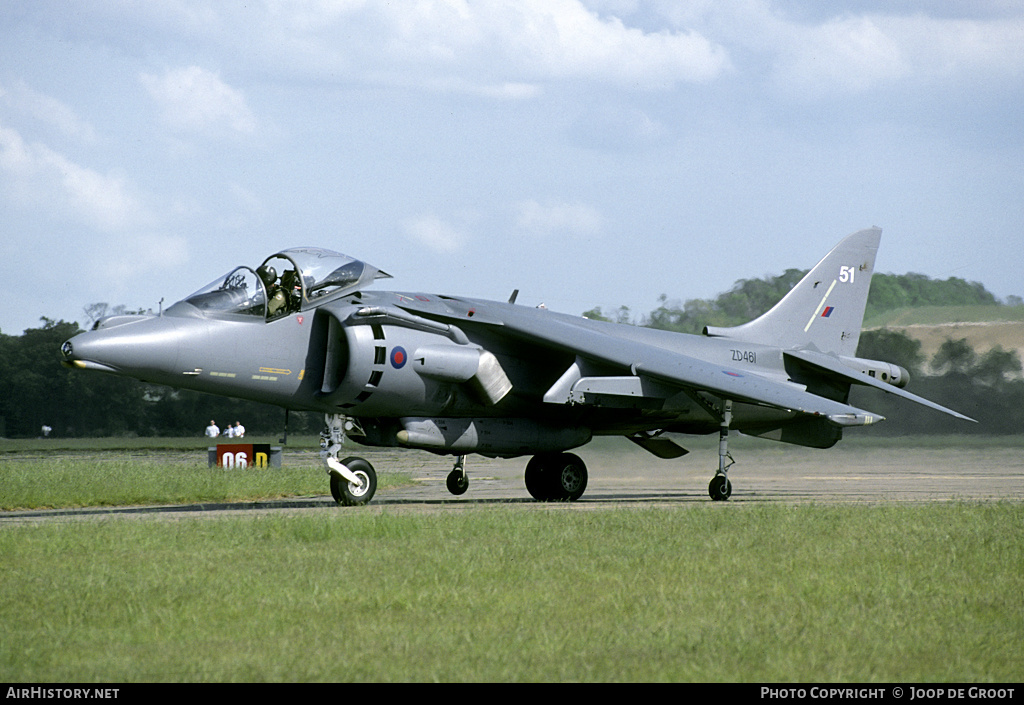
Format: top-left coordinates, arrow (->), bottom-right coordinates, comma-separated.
258,263 -> 302,319
258,264 -> 285,318
280,269 -> 303,309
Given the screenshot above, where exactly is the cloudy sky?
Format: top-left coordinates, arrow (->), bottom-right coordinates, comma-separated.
2,1 -> 1022,335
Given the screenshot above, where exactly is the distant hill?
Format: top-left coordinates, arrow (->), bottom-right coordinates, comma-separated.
864,305 -> 1024,377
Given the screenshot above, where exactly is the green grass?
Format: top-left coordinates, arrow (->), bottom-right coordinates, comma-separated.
0,458 -> 319,510
0,440 -> 409,510
1,504 -> 1021,682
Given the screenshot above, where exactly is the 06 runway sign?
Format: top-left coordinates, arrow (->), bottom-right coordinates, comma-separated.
216,444 -> 273,469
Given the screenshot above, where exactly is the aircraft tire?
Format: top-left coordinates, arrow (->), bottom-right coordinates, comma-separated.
708,474 -> 732,501
525,453 -> 587,501
446,469 -> 469,495
330,456 -> 377,506
524,455 -> 551,500
551,452 -> 587,501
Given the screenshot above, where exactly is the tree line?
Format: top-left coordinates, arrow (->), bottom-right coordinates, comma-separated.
585,271 -> 1011,334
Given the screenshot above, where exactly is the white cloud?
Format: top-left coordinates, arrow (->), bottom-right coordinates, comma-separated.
140,66 -> 256,136
772,15 -> 909,95
0,81 -> 97,143
887,14 -> 1024,82
246,0 -> 731,94
645,2 -> 1024,97
401,214 -> 469,253
0,121 -> 148,232
693,4 -> 1024,97
514,200 -> 604,239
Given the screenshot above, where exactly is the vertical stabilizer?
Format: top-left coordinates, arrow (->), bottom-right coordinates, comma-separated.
703,227 -> 881,357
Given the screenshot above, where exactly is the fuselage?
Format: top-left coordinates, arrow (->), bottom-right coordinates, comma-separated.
62,287 -> 807,449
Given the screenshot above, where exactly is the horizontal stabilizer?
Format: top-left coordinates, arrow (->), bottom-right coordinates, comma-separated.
786,349 -> 976,423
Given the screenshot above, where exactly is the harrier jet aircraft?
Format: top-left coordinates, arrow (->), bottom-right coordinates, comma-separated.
62,227 -> 973,505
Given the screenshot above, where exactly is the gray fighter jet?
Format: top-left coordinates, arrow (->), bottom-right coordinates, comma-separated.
61,227 -> 973,505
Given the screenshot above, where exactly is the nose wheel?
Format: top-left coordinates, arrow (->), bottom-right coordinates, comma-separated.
328,456 -> 378,506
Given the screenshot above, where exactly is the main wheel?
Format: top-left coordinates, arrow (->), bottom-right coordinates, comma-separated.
525,453 -> 588,501
330,456 -> 377,506
524,455 -> 552,500
550,453 -> 588,501
708,474 -> 732,501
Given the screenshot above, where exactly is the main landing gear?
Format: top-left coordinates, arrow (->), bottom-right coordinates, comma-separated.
443,452 -> 588,501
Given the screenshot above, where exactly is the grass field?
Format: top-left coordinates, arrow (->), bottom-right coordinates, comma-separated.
1,504 -> 1021,682
2,438 -> 1022,682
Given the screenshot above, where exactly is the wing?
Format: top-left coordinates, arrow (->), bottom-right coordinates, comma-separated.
396,296 -> 884,426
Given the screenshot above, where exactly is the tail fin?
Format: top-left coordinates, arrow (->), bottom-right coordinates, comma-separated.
703,227 -> 881,357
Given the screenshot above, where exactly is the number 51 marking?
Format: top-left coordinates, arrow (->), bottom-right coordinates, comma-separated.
839,265 -> 856,283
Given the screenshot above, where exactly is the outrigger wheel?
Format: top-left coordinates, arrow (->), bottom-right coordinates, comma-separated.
709,398 -> 735,501
708,474 -> 732,501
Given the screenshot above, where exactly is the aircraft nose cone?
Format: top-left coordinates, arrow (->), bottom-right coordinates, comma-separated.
62,329 -> 133,373
61,316 -> 185,379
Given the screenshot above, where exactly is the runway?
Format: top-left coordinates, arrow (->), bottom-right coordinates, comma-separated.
2,440 -> 1021,525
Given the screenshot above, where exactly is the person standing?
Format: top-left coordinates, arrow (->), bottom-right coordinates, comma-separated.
205,420 -> 220,438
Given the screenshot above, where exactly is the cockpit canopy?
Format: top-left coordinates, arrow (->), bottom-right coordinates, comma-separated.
171,248 -> 391,320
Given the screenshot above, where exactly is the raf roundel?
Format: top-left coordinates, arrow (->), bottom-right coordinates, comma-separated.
390,346 -> 407,369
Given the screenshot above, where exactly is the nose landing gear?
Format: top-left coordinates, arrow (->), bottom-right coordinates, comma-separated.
328,456 -> 378,506
322,413 -> 377,506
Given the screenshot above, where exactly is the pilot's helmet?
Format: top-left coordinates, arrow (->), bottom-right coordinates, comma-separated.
257,265 -> 277,287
